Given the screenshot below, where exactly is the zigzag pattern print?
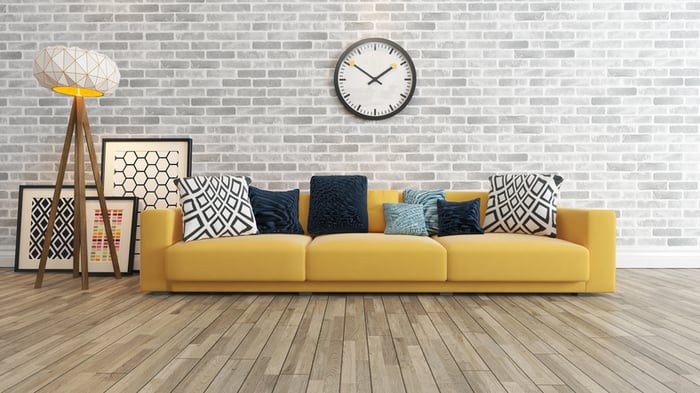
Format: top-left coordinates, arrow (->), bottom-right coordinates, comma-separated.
29,197 -> 75,259
402,189 -> 446,236
178,176 -> 258,241
483,174 -> 562,238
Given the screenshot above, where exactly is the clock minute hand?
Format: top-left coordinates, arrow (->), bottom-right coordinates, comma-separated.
368,64 -> 397,85
350,61 -> 383,85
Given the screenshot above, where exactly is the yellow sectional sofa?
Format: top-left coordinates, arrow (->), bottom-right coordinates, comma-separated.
140,191 -> 616,293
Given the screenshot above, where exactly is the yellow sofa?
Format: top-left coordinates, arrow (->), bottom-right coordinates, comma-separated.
140,191 -> 616,293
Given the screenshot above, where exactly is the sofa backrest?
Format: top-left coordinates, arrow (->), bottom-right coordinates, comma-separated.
298,190 -> 489,234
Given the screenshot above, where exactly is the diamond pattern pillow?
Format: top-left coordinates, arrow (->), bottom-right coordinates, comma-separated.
402,189 -> 445,235
483,174 -> 563,237
383,203 -> 428,236
178,176 -> 258,241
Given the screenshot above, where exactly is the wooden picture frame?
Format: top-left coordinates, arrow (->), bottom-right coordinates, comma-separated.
15,185 -> 137,274
101,138 -> 192,271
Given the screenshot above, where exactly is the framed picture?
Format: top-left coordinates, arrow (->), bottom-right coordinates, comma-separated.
101,138 -> 192,271
14,185 -> 137,274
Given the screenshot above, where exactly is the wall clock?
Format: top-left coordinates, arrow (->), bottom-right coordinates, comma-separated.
334,38 -> 416,120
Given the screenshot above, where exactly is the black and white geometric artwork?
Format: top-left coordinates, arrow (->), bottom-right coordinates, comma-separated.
15,185 -> 97,271
102,139 -> 192,270
111,150 -> 180,209
483,173 -> 563,238
29,197 -> 74,259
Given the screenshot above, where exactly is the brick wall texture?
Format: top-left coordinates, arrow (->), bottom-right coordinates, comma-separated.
1,0 -> 699,248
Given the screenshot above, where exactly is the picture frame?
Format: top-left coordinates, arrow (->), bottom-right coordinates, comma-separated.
101,138 -> 192,271
14,185 -> 137,274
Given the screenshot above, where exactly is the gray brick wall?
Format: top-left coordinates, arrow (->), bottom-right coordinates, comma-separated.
1,0 -> 699,249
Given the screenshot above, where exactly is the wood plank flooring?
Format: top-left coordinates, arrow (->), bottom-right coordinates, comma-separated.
0,269 -> 699,393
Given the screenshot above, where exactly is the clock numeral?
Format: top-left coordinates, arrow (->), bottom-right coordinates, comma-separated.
389,48 -> 394,55
400,93 -> 407,98
343,93 -> 351,99
374,44 -> 377,51
374,109 -> 377,116
389,104 -> 394,111
400,61 -> 407,66
344,61 -> 351,66
357,49 -> 362,55
404,78 -> 411,81
339,78 -> 346,81
357,104 -> 362,111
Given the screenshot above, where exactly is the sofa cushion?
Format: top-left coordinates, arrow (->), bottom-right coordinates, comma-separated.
306,233 -> 446,281
403,189 -> 445,235
483,173 -> 563,238
307,175 -> 368,235
437,198 -> 484,236
165,234 -> 311,282
383,203 -> 428,236
436,233 -> 589,282
249,187 -> 304,234
178,175 -> 257,241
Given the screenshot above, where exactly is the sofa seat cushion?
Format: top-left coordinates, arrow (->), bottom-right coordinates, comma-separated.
306,234 -> 447,281
165,234 -> 311,282
436,233 -> 589,282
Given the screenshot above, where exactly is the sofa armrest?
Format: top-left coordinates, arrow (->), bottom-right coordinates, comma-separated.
140,208 -> 183,291
557,208 -> 616,292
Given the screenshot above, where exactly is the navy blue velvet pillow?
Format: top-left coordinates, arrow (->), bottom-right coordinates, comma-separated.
307,175 -> 368,235
249,187 -> 304,234
437,198 -> 484,236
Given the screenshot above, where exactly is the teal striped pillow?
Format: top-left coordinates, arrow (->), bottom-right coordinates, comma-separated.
402,189 -> 446,235
383,203 -> 428,236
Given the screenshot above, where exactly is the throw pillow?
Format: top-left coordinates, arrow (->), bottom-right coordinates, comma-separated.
307,175 -> 368,235
437,199 -> 484,236
383,203 -> 428,236
178,176 -> 258,241
483,173 -> 563,237
402,189 -> 446,235
249,187 -> 304,235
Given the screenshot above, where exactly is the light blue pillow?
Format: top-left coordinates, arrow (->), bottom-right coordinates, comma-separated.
383,203 -> 428,236
402,189 -> 445,235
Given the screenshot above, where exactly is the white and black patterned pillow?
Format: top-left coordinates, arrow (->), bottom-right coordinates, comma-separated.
178,176 -> 258,241
483,174 -> 563,237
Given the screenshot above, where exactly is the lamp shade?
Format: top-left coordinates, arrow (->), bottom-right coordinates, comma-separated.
33,46 -> 120,97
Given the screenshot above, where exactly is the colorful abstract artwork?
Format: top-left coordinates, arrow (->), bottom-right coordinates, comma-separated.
89,209 -> 123,263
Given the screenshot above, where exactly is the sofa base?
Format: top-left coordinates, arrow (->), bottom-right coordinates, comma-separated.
161,280 -> 593,293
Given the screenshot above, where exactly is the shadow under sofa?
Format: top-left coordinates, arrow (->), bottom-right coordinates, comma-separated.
139,191 -> 616,293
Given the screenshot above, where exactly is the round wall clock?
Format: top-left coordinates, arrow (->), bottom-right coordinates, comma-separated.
334,38 -> 416,120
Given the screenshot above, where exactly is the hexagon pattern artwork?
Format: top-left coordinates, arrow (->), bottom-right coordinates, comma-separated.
112,150 -> 181,210
33,46 -> 120,96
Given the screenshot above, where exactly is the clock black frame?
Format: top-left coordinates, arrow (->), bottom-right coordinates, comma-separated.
333,38 -> 417,121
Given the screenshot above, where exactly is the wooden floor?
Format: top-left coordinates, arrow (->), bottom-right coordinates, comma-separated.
0,270 -> 699,393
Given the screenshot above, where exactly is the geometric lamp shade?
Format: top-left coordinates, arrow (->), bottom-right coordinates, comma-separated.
33,46 -> 120,97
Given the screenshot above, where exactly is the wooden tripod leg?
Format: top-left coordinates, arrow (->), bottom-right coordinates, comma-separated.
35,99 -> 77,289
81,100 -> 122,279
75,97 -> 90,290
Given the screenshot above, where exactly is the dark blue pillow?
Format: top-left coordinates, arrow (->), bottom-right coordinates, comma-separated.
437,198 -> 484,236
249,187 -> 304,234
308,175 -> 368,235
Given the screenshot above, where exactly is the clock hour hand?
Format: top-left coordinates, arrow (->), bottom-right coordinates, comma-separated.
367,64 -> 397,85
349,60 -> 383,85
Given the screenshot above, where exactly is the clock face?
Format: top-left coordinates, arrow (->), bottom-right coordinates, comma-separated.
334,38 -> 416,120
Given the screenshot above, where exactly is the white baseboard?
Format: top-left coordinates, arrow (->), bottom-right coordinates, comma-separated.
1,246 -> 698,269
616,247 -> 700,268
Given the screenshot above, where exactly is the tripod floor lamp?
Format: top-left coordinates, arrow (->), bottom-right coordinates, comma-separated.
33,46 -> 121,290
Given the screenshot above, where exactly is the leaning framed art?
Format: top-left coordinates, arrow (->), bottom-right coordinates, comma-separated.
101,138 -> 192,270
14,185 -> 137,274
